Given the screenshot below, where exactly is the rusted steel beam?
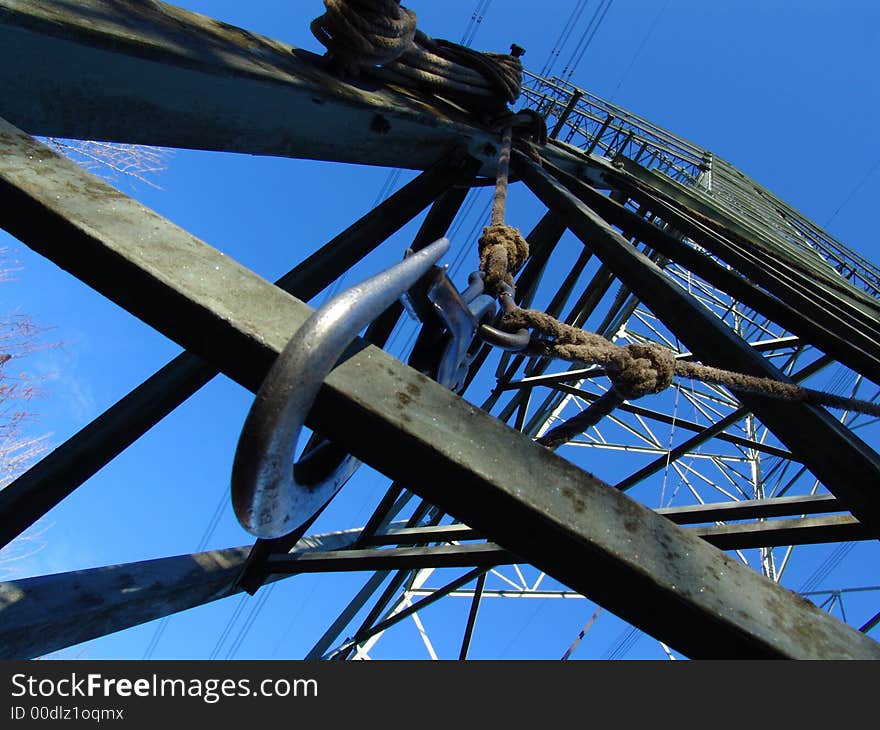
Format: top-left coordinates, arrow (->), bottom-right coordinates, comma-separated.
2,120 -> 879,658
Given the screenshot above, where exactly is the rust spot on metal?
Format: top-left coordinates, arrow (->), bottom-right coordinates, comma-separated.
370,114 -> 391,135
561,486 -> 586,514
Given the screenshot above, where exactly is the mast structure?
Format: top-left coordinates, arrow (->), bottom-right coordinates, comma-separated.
0,1 -> 878,660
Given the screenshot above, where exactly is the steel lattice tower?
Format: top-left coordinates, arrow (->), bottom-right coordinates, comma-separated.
0,1 -> 878,660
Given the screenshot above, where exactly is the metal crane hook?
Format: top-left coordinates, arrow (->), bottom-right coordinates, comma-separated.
231,238 -> 451,539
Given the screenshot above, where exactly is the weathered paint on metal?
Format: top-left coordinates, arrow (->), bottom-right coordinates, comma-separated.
0,528 -> 363,659
1,121 -> 878,658
0,0 -> 597,181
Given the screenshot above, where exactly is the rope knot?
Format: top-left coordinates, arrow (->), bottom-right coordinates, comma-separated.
478,224 -> 529,296
607,344 -> 675,400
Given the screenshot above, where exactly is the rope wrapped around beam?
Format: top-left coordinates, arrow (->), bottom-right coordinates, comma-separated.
311,1 -> 523,115
310,0 -> 417,76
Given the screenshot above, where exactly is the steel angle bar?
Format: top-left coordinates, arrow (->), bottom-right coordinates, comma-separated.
2,121 -> 879,658
328,567 -> 489,660
614,353 -> 833,491
514,152 -> 880,537
0,0 -> 593,181
0,527 -> 365,660
658,494 -> 842,525
607,159 -> 880,322
459,572 -> 487,660
265,543 -> 513,575
694,515 -> 875,551
0,149 -> 471,550
319,507 -> 447,661
548,386 -> 794,461
362,524 -> 480,546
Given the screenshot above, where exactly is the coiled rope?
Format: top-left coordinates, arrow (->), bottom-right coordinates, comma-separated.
311,0 -> 523,115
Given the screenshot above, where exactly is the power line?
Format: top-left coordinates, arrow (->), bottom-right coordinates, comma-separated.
225,583 -> 278,659
798,543 -> 856,594
142,486 -> 230,659
561,0 -> 615,81
824,156 -> 880,227
603,625 -> 641,659
540,0 -> 590,78
208,594 -> 250,660
608,0 -> 669,100
461,0 -> 493,48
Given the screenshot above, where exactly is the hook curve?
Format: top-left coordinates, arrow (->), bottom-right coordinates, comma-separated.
232,238 -> 450,538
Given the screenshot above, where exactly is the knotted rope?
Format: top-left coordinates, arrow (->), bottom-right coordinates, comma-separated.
311,1 -> 523,114
475,130 -> 880,418
503,308 -> 675,399
502,303 -> 880,416
311,2 -> 880,422
478,126 -> 530,294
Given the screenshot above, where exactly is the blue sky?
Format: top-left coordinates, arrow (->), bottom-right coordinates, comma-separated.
1,1 -> 879,660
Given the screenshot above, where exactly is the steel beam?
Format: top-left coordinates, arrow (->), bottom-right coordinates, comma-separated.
0,0 -> 594,180
659,494 -> 842,525
265,544 -> 513,575
606,162 -> 880,335
694,515 -> 875,550
3,121 -> 879,658
0,154 -> 467,549
305,504 -> 441,660
612,156 -> 880,312
459,572 -> 487,660
547,162 -> 880,378
328,567 -> 489,659
0,528 -> 363,660
549,386 -> 793,461
514,152 -> 880,537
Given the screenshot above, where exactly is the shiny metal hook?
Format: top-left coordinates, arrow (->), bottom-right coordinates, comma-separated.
232,238 -> 451,539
